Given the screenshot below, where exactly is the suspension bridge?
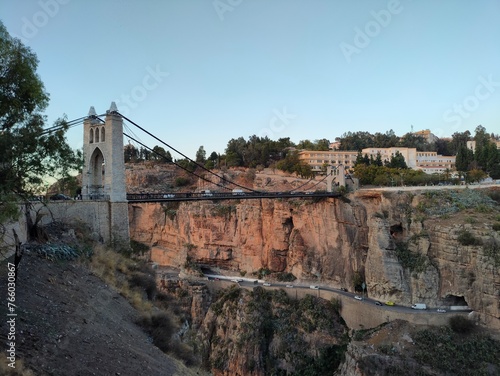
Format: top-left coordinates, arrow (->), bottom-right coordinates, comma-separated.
42,102 -> 348,244
54,102 -> 346,203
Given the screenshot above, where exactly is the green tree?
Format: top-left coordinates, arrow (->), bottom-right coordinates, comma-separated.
386,151 -> 407,169
455,145 -> 474,172
354,151 -> 364,166
225,137 -> 246,166
124,144 -> 139,162
449,131 -> 471,155
473,125 -> 490,169
0,22 -> 81,223
195,145 -> 206,164
466,169 -> 487,184
138,147 -> 151,161
373,130 -> 398,148
151,145 -> 170,162
296,139 -> 315,150
435,138 -> 452,156
337,131 -> 373,151
315,138 -> 330,151
398,132 -> 434,151
489,163 -> 500,180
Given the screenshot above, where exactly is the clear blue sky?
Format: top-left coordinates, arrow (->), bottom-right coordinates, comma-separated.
2,0 -> 500,159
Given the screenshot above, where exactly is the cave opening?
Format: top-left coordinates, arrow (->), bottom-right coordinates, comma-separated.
390,223 -> 403,239
442,295 -> 469,306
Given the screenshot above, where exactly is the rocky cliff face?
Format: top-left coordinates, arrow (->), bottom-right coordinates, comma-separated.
130,187 -> 500,330
156,278 -> 348,375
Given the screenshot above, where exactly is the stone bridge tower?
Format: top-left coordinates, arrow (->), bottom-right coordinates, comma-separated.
81,102 -> 130,245
326,164 -> 346,192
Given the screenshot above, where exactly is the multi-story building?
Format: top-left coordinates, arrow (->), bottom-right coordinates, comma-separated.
298,150 -> 358,173
360,147 -> 417,169
413,129 -> 438,144
415,152 -> 455,174
466,140 -> 500,153
298,147 -> 455,174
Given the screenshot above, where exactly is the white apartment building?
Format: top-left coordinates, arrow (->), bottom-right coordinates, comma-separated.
415,151 -> 456,174
466,140 -> 500,153
361,147 -> 417,169
298,150 -> 358,172
299,147 -> 455,174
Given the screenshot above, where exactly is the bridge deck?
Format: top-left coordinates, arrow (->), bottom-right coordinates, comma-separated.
126,191 -> 341,203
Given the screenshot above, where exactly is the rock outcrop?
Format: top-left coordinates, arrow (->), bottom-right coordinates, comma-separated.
130,187 -> 500,330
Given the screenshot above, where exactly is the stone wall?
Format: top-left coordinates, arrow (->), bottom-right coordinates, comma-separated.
37,201 -> 129,245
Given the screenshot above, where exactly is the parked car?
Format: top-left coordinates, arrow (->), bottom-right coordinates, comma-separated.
286,285 -> 294,288
340,287 -> 348,292
354,295 -> 363,301
437,308 -> 446,313
230,279 -> 243,283
50,193 -> 72,200
385,301 -> 395,306
375,301 -> 383,306
263,282 -> 271,287
309,285 -> 319,290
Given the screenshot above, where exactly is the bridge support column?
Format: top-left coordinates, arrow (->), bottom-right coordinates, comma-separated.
81,103 -> 130,246
109,202 -> 130,247
326,165 -> 345,192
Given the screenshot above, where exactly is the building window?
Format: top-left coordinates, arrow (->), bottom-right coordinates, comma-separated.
95,127 -> 100,142
101,127 -> 105,142
89,128 -> 94,143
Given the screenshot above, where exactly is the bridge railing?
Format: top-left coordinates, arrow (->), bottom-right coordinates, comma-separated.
126,190 -> 341,202
82,194 -> 111,201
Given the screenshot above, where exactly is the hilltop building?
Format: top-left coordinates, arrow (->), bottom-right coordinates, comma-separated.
413,129 -> 438,144
466,140 -> 500,153
298,147 -> 455,174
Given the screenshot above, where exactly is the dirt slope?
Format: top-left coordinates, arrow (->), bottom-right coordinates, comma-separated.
0,252 -> 201,376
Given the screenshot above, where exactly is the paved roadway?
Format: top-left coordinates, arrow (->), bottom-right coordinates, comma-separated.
203,274 -> 471,315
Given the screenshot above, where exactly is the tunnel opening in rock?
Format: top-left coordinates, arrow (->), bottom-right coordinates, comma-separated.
443,295 -> 468,306
390,223 -> 404,240
390,223 -> 403,234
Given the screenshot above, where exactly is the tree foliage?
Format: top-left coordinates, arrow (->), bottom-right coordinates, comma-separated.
337,130 -> 436,152
195,145 -> 206,164
223,135 -> 293,168
276,150 -> 314,178
0,22 -> 81,221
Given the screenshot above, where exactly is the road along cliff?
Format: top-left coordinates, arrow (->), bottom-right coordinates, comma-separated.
129,187 -> 500,330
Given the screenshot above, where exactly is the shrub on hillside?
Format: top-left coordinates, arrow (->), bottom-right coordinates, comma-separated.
129,272 -> 157,300
174,177 -> 191,187
457,230 -> 482,246
276,272 -> 296,282
449,316 -> 475,334
137,312 -> 175,352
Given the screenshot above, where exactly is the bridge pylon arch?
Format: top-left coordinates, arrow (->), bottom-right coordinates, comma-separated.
81,102 -> 130,246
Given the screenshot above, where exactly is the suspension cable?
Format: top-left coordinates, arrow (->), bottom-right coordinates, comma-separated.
117,112 -> 260,193
39,115 -> 88,135
123,132 -> 232,191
